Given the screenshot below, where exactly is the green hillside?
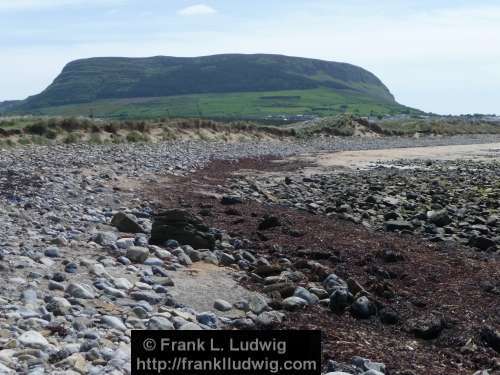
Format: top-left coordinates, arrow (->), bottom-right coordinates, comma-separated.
25,88 -> 416,119
9,54 -> 419,119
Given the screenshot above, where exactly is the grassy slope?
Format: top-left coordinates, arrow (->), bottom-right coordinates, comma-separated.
26,88 -> 416,120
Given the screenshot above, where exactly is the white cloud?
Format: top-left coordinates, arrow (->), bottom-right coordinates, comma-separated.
0,0 -> 122,11
178,4 -> 216,16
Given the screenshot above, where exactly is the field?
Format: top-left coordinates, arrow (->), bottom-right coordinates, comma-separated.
22,88 -> 416,120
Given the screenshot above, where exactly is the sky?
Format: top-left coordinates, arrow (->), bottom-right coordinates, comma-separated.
0,0 -> 499,115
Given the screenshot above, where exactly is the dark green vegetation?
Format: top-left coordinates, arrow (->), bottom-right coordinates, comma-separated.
378,117 -> 500,135
8,54 -> 419,119
0,100 -> 21,112
0,116 -> 292,147
0,114 -> 498,148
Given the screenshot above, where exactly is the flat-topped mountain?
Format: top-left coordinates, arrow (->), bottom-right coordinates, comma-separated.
11,54 -> 418,119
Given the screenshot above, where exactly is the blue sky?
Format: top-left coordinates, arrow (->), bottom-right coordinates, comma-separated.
1,0 -> 499,114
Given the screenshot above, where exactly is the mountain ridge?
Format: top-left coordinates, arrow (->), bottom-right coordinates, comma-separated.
19,54 -> 396,109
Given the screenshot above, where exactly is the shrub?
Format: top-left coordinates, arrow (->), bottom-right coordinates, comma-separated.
31,135 -> 49,145
45,129 -> 59,139
89,133 -> 103,144
25,122 -> 48,135
17,137 -> 32,145
126,131 -> 147,143
104,123 -> 119,134
63,133 -> 79,144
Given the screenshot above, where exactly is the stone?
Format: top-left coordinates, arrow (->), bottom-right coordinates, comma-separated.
182,246 -> 201,262
94,232 -> 118,247
214,299 -> 232,312
52,272 -> 66,282
352,356 -> 386,373
258,216 -> 281,231
132,306 -> 150,319
176,252 -> 193,266
65,262 -> 78,273
329,289 -> 353,313
384,220 -> 413,232
48,281 -> 65,291
22,289 -> 38,305
116,238 -> 135,249
220,195 -> 243,205
233,300 -> 249,311
468,236 -> 496,251
0,363 -> 14,373
220,253 -> 235,266
144,257 -> 164,266
248,294 -> 269,314
197,312 -> 218,329
150,209 -> 215,249
409,316 -> 445,340
18,331 -> 50,349
147,317 -> 174,330
44,246 -> 60,258
293,287 -> 319,305
66,283 -> 95,299
179,323 -> 202,330
282,296 -> 308,311
323,274 -> 348,294
90,263 -> 108,277
126,246 -> 150,263
111,212 -> 144,233
101,316 -> 127,331
427,210 -> 452,227
46,297 -> 71,316
350,296 -> 375,319
256,311 -> 285,327
480,326 -> 500,352
113,278 -> 134,290
379,307 -> 399,325
309,287 -> 329,299
130,291 -> 163,305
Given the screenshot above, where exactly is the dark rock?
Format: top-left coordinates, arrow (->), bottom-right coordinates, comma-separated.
64,263 -> 78,273
52,272 -> 66,282
220,253 -> 236,266
254,265 -> 282,277
480,326 -> 500,352
111,212 -> 145,233
263,282 -> 296,297
384,211 -> 400,221
323,273 -> 349,294
468,236 -> 496,251
198,208 -> 212,217
409,316 -> 445,340
427,210 -> 452,227
224,208 -> 242,216
150,209 -> 215,249
221,195 -> 243,205
384,220 -> 413,232
350,296 -> 375,319
258,215 -> 281,231
379,307 -> 400,325
329,289 -> 353,314
379,249 -> 404,263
